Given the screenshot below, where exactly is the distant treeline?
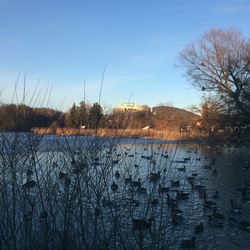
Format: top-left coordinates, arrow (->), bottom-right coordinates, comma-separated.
0,102 -> 198,132
0,104 -> 64,131
57,102 -> 199,131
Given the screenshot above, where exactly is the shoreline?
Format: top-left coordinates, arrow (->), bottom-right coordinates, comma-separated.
31,127 -> 207,142
26,127 -> 250,146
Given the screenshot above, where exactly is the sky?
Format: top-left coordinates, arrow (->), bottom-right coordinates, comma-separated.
0,0 -> 250,111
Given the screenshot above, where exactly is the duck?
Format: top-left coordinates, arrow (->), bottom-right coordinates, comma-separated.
52,161 -> 58,168
183,156 -> 191,162
167,193 -> 177,206
22,180 -> 36,189
212,191 -> 219,199
238,221 -> 250,231
203,200 -> 216,209
172,212 -> 183,225
111,181 -> 118,192
210,157 -> 216,165
191,184 -> 205,191
208,215 -> 224,228
137,186 -> 147,194
243,195 -> 250,203
112,160 -> 119,165
115,171 -> 120,178
230,199 -> 242,215
178,165 -> 186,172
231,207 -> 242,215
180,237 -> 195,249
102,197 -> 113,208
150,159 -> 156,165
158,184 -> 169,194
150,171 -> 161,181
212,208 -> 224,219
176,191 -> 189,200
64,177 -> 71,187
228,218 -> 250,231
132,217 -> 154,230
72,167 -> 81,174
203,164 -> 212,170
124,175 -> 132,184
171,180 -> 180,188
194,222 -> 204,234
131,178 -> 141,187
94,207 -> 100,217
132,199 -> 140,207
24,211 -> 33,222
71,159 -> 76,166
228,217 -> 239,227
198,189 -> 207,200
171,204 -> 182,215
59,171 -> 67,179
39,211 -> 48,221
94,157 -> 100,161
151,198 -> 159,206
187,176 -> 195,185
26,169 -> 33,176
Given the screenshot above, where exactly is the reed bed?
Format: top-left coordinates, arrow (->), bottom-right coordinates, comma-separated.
31,127 -> 205,141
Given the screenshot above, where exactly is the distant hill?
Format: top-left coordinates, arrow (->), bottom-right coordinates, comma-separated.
152,106 -> 199,129
152,106 -> 198,119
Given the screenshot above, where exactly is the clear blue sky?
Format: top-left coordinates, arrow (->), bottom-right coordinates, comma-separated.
0,0 -> 250,111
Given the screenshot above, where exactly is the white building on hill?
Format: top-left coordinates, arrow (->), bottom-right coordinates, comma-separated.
113,103 -> 150,112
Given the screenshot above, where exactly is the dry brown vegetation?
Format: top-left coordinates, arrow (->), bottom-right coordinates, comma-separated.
31,127 -> 205,141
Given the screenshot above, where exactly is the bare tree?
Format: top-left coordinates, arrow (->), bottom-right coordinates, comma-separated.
179,28 -> 250,126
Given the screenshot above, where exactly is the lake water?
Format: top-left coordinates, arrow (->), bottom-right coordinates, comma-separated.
0,133 -> 250,249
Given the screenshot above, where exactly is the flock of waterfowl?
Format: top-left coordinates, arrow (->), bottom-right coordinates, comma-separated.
20,139 -> 250,249
94,143 -> 250,249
